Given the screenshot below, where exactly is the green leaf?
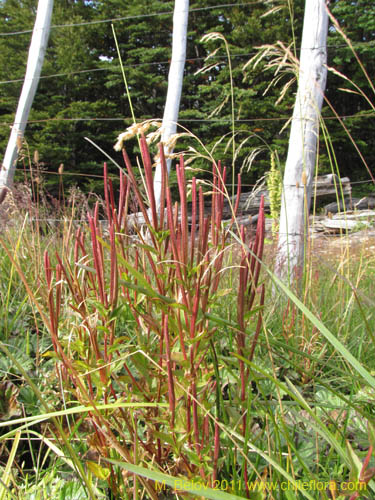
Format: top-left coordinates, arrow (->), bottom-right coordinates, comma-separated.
0,401 -> 167,429
368,422 -> 375,450
0,431 -> 20,500
345,441 -> 362,480
118,256 -> 158,292
119,278 -> 179,306
103,459 -> 247,499
87,461 -> 110,480
58,483 -> 89,500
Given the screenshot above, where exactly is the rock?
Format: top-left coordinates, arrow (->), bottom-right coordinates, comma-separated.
324,198 -> 352,215
322,219 -> 371,232
332,210 -> 375,220
324,197 -> 375,214
352,197 -> 375,210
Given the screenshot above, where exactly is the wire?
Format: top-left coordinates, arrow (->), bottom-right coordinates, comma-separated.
0,112 -> 374,128
0,2 -> 261,36
15,168 -> 105,179
0,53 -> 257,86
0,67 -> 110,85
15,166 -> 375,187
0,43 -> 365,86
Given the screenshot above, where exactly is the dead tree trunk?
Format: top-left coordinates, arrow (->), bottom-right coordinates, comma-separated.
153,0 -> 189,209
0,0 -> 54,202
275,0 -> 329,282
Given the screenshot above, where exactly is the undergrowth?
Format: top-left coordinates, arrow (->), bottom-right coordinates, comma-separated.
0,137 -> 374,500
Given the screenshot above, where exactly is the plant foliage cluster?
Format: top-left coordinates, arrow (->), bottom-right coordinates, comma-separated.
1,140 -> 375,499
0,0 -> 374,196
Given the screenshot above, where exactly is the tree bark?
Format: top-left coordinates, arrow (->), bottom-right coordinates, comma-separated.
275,0 -> 329,282
153,0 -> 189,209
0,0 -> 54,201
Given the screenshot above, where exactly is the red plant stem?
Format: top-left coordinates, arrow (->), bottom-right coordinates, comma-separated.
74,229 -> 88,279
55,263 -> 62,329
165,186 -> 189,309
177,157 -> 189,268
44,250 -> 52,288
229,173 -> 242,226
211,163 -> 218,246
189,281 -> 201,340
249,284 -> 265,363
176,311 -> 188,361
191,382 -> 202,457
210,250 -> 225,296
201,414 -> 209,450
104,332 -> 109,363
109,222 -> 118,310
200,218 -> 210,265
240,360 -> 246,403
94,203 -> 108,303
190,177 -> 197,265
142,246 -> 164,296
360,445 -> 373,480
237,226 -> 247,332
44,251 -> 57,348
158,144 -> 167,227
140,135 -> 158,228
200,254 -> 211,314
54,253 -> 82,310
248,196 -> 265,310
88,211 -> 107,307
133,250 -> 139,304
212,422 -> 220,484
198,187 -> 204,259
215,166 -> 226,237
73,228 -> 82,266
158,322 -> 164,371
121,149 -> 152,228
103,163 -> 111,223
118,170 -> 126,228
60,229 -> 104,376
186,395 -> 192,446
163,314 -> 175,427
108,178 -> 117,224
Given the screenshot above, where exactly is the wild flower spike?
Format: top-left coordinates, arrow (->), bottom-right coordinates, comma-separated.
114,120 -> 162,151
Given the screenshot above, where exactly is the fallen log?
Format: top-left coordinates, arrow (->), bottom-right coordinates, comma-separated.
207,174 -> 352,216
124,175 -> 352,229
324,196 -> 375,214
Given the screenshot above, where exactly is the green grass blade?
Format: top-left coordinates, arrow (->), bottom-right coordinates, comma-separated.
235,354 -> 349,466
104,459 -> 247,499
0,401 -> 167,430
230,231 -> 375,390
0,431 -> 21,500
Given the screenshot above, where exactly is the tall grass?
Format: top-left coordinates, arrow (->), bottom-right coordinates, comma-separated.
1,135 -> 375,499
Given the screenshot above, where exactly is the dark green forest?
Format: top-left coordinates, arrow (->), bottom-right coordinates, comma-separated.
0,0 -> 374,196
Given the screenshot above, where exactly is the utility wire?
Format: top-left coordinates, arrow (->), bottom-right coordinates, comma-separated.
0,2 -> 262,36
0,44 -> 365,86
15,166 -> 375,186
0,113 -> 373,128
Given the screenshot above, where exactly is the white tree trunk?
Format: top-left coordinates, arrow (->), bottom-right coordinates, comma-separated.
275,0 -> 328,282
153,0 -> 189,209
0,0 -> 54,198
